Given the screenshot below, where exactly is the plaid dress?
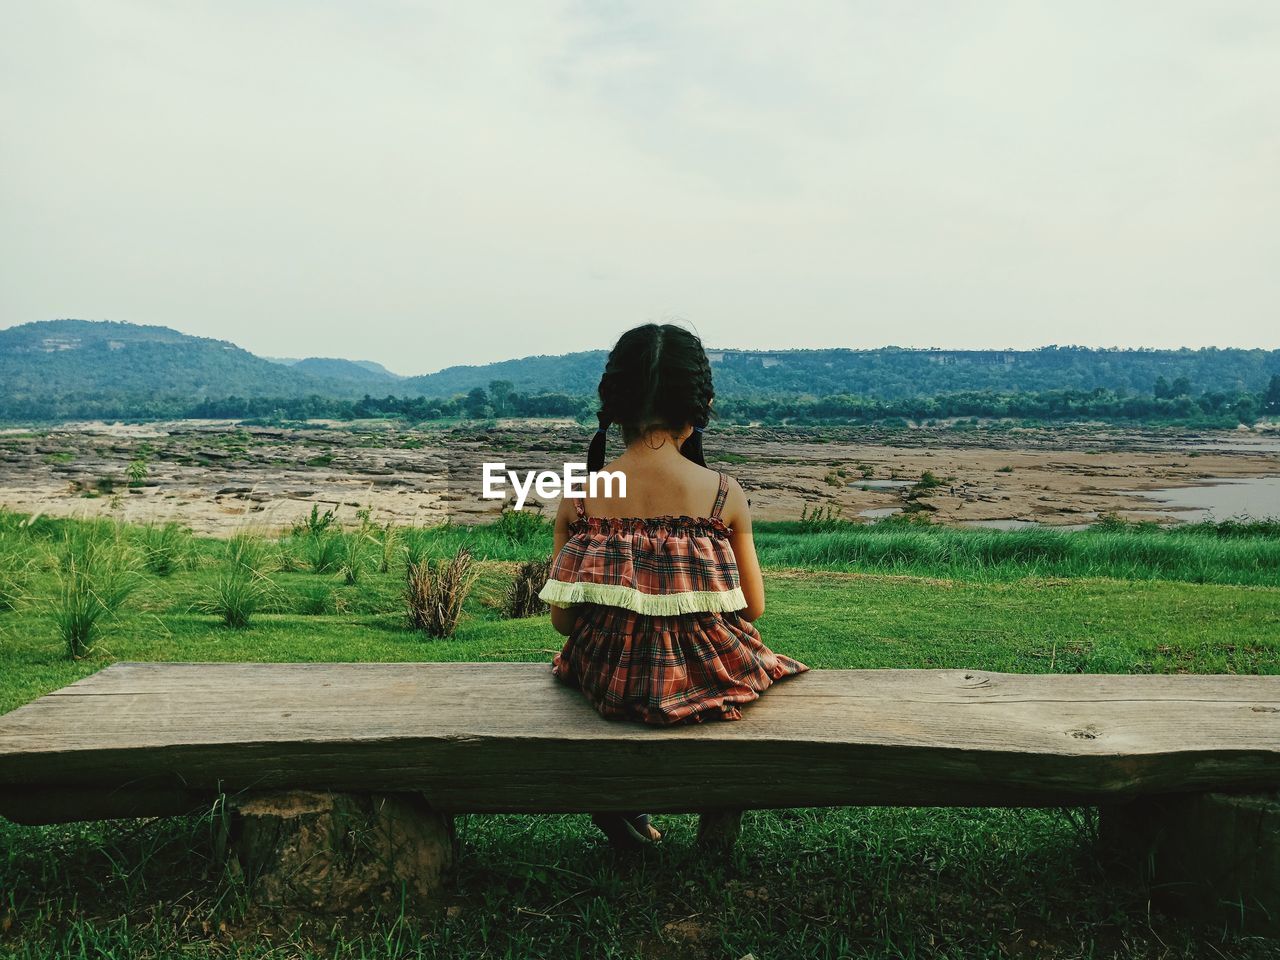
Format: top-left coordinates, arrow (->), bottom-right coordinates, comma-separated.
539,472 -> 809,724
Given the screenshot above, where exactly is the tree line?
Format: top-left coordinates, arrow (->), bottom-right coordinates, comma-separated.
4,375 -> 1277,428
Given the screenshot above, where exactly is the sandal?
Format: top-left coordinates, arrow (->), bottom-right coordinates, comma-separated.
591,812 -> 660,850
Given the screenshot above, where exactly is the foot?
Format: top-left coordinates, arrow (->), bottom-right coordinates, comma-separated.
591,812 -> 661,849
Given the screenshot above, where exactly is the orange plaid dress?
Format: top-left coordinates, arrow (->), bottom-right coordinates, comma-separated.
539,472 -> 809,724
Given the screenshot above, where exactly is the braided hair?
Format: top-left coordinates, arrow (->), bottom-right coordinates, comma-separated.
587,324 -> 715,473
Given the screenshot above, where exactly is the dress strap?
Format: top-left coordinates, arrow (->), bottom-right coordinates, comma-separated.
573,495 -> 587,520
710,472 -> 730,521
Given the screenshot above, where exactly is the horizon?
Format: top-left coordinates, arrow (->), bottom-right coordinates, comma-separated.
3,3 -> 1279,368
4,317 -> 1280,380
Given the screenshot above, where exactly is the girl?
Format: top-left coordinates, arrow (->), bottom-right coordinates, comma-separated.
538,323 -> 809,847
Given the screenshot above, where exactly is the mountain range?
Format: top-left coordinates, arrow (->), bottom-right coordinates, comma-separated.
2,320 -> 1279,418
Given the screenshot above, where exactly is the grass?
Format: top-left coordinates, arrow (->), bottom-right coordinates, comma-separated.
0,511 -> 1278,957
406,547 -> 478,637
49,523 -> 141,658
754,520 -> 1280,586
197,566 -> 276,628
135,521 -> 196,576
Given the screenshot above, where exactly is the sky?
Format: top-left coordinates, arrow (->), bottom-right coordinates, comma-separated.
2,1 -> 1278,374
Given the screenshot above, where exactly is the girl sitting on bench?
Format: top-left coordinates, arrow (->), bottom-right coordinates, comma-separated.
539,323 -> 809,848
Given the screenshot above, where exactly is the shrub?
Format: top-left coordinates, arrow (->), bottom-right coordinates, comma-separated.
293,504 -> 337,537
51,527 -> 141,659
1091,512 -> 1130,532
406,547 -> 477,638
504,558 -> 551,618
799,504 -> 848,532
127,458 -> 149,487
916,470 -> 944,490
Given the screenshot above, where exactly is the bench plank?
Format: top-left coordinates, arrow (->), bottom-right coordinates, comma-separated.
1,662 -> 1278,824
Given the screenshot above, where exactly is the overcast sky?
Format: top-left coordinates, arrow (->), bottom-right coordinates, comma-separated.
2,2 -> 1278,373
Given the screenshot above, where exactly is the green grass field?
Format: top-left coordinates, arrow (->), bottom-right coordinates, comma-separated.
1,510 -> 1278,958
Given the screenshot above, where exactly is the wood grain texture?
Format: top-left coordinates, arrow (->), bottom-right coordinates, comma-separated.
1,662 -> 1278,824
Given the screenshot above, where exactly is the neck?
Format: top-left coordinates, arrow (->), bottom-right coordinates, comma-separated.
623,431 -> 686,461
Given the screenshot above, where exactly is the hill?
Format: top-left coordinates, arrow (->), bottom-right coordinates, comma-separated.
0,320 -> 366,419
409,346 -> 1280,400
402,351 -> 607,397
289,357 -> 403,386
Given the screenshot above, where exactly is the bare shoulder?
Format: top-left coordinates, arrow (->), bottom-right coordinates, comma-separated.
716,472 -> 751,526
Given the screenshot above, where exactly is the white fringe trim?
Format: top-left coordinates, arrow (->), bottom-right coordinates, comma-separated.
538,579 -> 747,615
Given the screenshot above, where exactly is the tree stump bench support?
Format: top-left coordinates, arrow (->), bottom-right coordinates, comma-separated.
1,662 -> 1278,927
225,790 -> 455,911
1101,791 -> 1280,935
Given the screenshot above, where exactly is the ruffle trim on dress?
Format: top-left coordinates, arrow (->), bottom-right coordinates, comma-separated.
538,579 -> 747,615
568,515 -> 732,538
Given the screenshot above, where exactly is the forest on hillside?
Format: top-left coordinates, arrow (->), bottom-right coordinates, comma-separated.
3,320 -> 1280,426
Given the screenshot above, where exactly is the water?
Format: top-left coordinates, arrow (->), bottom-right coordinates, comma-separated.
1192,436 -> 1280,454
848,479 -> 914,491
1122,476 -> 1280,521
859,507 -> 902,519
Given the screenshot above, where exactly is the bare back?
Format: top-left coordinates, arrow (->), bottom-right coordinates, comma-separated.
582,449 -> 723,520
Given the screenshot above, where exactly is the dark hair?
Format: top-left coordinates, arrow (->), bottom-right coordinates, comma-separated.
587,324 -> 715,472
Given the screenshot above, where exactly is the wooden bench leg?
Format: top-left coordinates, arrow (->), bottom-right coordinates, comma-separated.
226,791 -> 454,911
1100,791 -> 1280,935
697,809 -> 744,854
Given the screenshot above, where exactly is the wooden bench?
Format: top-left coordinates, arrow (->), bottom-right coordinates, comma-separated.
1,662 -> 1278,927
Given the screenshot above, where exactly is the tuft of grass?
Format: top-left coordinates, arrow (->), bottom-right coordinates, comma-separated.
296,581 -> 339,616
196,540 -> 279,628
135,522 -> 195,576
302,532 -> 343,575
406,547 -> 477,638
377,522 -> 399,574
226,531 -> 272,575
338,532 -> 373,586
50,525 -> 141,659
199,567 -> 274,628
504,557 -> 551,619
